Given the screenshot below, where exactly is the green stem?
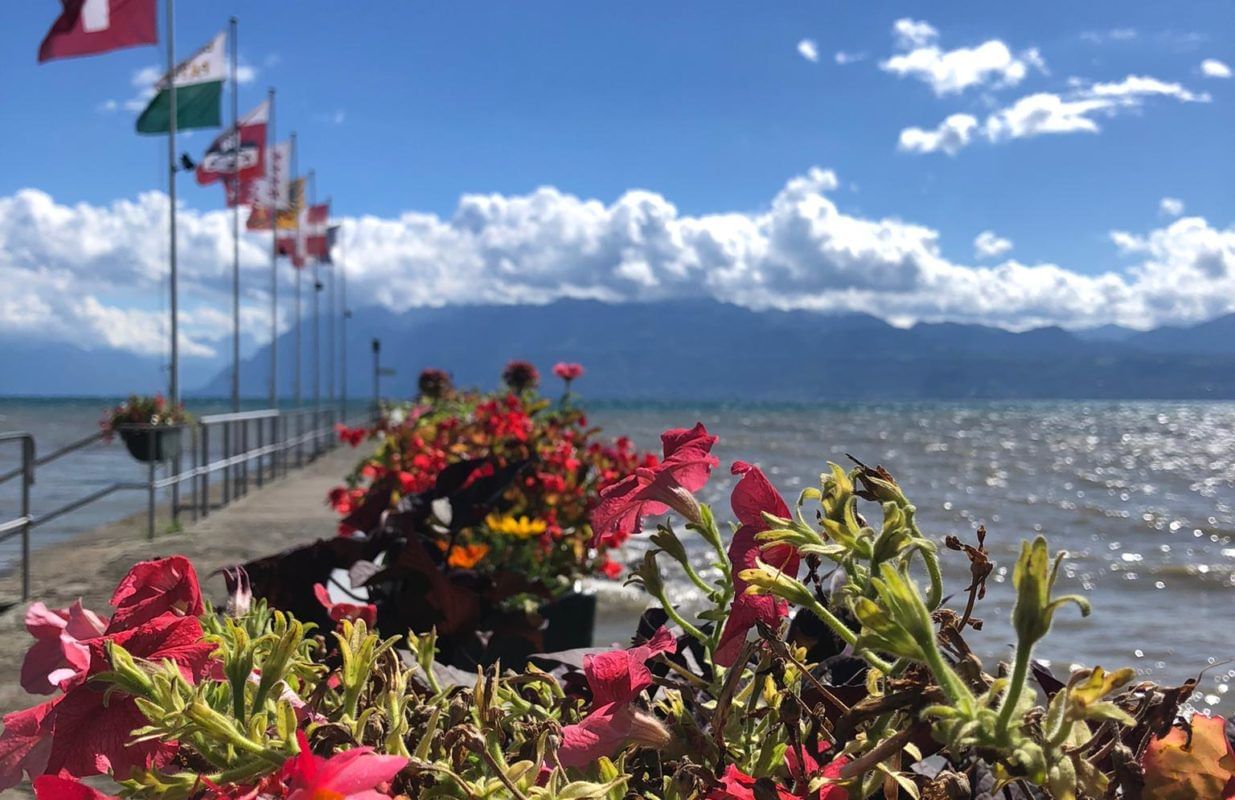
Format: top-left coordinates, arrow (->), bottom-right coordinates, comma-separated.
996,645 -> 1033,741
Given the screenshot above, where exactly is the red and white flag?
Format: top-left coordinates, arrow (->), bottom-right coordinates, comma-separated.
39,0 -> 157,63
277,203 -> 330,268
197,100 -> 269,190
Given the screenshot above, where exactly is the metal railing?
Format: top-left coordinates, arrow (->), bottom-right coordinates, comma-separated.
0,406 -> 366,602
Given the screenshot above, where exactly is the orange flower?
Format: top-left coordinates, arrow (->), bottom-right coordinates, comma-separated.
439,542 -> 490,569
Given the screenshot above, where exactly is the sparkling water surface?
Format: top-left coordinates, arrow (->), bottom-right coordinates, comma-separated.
3,398 -> 1233,709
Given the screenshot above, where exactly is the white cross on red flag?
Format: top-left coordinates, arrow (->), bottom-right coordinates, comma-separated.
39,0 -> 157,63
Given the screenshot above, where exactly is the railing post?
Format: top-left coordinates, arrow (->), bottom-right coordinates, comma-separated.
189,425 -> 199,523
240,419 -> 249,496
200,423 -> 210,519
256,419 -> 264,488
21,436 -> 33,602
171,439 -> 181,529
146,434 -> 157,541
222,420 -> 232,506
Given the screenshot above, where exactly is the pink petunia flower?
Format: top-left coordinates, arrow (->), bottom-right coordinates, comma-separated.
33,774 -> 119,799
714,461 -> 799,667
106,556 -> 204,633
0,614 -> 216,790
710,743 -> 848,799
314,584 -> 378,627
553,362 -> 585,382
590,423 -> 719,548
558,627 -> 678,768
20,602 -> 108,695
281,730 -> 407,799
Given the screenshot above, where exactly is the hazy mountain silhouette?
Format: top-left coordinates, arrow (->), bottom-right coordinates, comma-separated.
4,301 -> 1234,400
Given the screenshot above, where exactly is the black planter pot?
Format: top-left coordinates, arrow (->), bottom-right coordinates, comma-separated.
541,589 -> 598,652
119,427 -> 182,463
462,589 -> 598,670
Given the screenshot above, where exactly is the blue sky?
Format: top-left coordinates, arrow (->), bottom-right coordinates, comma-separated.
1,1 -> 1233,365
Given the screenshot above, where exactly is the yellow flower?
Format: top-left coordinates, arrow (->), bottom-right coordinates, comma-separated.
485,514 -> 548,539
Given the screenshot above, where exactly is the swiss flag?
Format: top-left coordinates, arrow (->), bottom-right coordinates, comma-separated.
39,0 -> 157,63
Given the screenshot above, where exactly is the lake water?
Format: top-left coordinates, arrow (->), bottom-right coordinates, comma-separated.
3,398 -> 1234,709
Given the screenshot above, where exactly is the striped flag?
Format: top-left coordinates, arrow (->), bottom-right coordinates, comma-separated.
136,31 -> 226,134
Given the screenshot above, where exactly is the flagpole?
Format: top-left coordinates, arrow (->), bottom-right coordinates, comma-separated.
327,217 -> 336,421
267,87 -> 277,408
291,131 -> 301,410
340,229 -> 348,421
166,0 -> 179,403
229,16 -> 240,412
310,169 -> 320,417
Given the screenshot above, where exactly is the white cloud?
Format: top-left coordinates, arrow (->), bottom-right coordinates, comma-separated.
974,230 -> 1014,259
1201,58 -> 1232,78
901,74 -> 1210,154
898,113 -> 979,155
834,50 -> 865,65
1081,28 -> 1138,44
892,19 -> 938,50
1159,197 -> 1185,218
3,173 -> 1234,359
881,18 -> 1043,95
797,39 -> 819,63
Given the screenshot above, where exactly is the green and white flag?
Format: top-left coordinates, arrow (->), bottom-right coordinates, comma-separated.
136,30 -> 226,134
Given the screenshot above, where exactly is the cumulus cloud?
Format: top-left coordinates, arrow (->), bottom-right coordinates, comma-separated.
1201,58 -> 1232,78
796,39 -> 819,62
2,173 -> 1233,359
1159,197 -> 1185,218
881,18 -> 1043,95
974,231 -> 1014,260
834,50 -> 865,65
901,74 -> 1210,154
898,113 -> 978,155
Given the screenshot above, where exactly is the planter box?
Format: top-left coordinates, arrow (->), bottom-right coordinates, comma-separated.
541,589 -> 598,652
119,427 -> 182,463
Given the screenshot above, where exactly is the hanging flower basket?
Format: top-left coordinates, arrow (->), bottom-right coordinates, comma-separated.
101,394 -> 193,464
118,426 -> 183,463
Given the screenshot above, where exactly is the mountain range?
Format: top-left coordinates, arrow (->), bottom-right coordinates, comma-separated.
4,300 -> 1235,400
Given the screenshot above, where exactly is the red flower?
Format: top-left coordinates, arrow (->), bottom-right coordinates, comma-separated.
0,615 -> 216,788
710,744 -> 847,799
558,627 -> 677,768
314,584 -> 378,627
553,362 -> 585,382
335,423 -> 368,447
590,423 -> 718,548
281,730 -> 407,799
714,461 -> 799,667
106,556 -> 204,633
20,602 -> 107,695
33,774 -> 118,799
600,556 -> 624,579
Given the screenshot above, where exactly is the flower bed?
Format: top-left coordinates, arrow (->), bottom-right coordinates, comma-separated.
1,422 -> 1229,799
329,362 -> 653,588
